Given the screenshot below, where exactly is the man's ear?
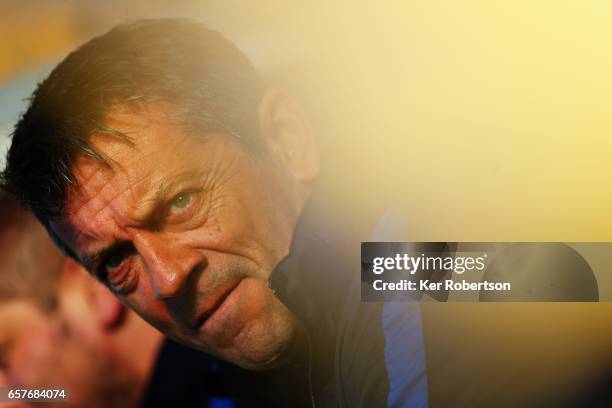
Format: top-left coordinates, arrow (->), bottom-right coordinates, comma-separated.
63,258 -> 126,331
258,89 -> 320,184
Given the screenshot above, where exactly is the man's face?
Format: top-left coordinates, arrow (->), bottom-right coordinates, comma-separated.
0,300 -> 138,408
0,300 -> 65,408
50,106 -> 301,369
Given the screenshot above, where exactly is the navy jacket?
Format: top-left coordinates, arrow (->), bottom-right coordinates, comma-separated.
268,193 -> 428,407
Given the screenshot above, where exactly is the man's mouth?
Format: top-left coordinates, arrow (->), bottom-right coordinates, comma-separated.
192,279 -> 242,330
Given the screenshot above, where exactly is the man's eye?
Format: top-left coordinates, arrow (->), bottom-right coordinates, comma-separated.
170,192 -> 193,212
97,243 -> 138,295
104,253 -> 126,270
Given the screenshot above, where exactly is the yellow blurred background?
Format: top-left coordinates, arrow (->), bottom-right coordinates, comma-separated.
2,1 -> 612,241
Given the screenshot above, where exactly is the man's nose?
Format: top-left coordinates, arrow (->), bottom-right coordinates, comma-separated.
132,231 -> 205,300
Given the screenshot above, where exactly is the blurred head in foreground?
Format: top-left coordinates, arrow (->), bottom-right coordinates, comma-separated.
3,19 -> 319,369
0,193 -> 164,408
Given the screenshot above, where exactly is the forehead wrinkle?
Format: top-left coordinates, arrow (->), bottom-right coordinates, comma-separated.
72,146 -> 162,219
90,140 -> 179,222
75,174 -> 157,238
68,167 -> 119,226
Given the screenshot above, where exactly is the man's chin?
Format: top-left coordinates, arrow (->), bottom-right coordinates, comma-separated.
221,312 -> 299,370
193,277 -> 299,369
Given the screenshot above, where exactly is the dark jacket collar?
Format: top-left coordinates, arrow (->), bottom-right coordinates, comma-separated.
268,184 -> 355,326
267,184 -> 362,406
